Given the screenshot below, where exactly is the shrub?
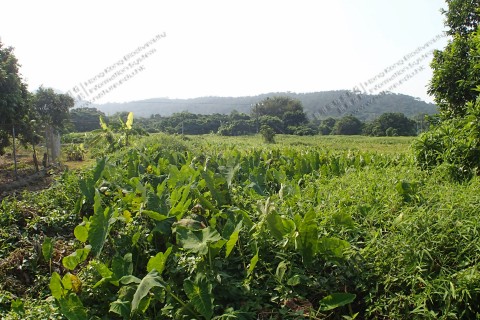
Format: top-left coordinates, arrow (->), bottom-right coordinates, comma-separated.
412,97 -> 480,181
260,125 -> 276,143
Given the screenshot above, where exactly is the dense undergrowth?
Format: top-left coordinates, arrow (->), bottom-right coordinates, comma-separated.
0,134 -> 479,319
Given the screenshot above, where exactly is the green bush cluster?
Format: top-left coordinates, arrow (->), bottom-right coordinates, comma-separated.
412,97 -> 480,181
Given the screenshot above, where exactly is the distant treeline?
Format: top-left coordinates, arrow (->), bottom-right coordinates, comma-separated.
69,96 -> 431,137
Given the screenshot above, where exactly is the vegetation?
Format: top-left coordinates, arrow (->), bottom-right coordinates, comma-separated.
3,2 -> 480,318
331,115 -> 363,135
1,133 -> 480,319
69,108 -> 106,133
363,112 -> 417,137
0,41 -> 33,155
414,3 -> 480,181
428,0 -> 480,118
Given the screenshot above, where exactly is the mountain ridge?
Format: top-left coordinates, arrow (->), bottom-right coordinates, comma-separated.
77,90 -> 438,121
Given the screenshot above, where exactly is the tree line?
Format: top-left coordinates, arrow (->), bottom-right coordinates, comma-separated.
70,96 -> 426,137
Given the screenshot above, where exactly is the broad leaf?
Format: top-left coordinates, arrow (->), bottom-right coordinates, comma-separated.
58,293 -> 88,320
42,237 -> 54,261
319,293 -> 356,311
317,237 -> 350,258
131,271 -> 164,315
275,261 -> 288,283
184,275 -> 214,320
109,300 -> 130,319
50,272 -> 64,300
247,251 -> 259,278
88,190 -> 114,257
62,246 -> 91,270
112,253 -> 133,280
266,211 -> 294,240
177,226 -> 222,255
225,230 -> 240,258
295,210 -> 318,266
74,225 -> 88,243
201,170 -> 227,206
147,247 -> 172,274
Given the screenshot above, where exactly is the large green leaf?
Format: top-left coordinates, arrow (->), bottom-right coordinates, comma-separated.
50,272 -> 64,300
147,247 -> 172,274
295,210 -> 318,266
266,211 -> 294,240
319,293 -> 356,311
131,270 -> 164,315
93,157 -> 106,183
109,300 -> 130,319
62,246 -> 91,270
88,190 -> 114,257
74,225 -> 88,243
184,275 -> 214,320
112,253 -> 133,281
317,237 -> 350,258
58,293 -> 88,320
225,230 -> 240,258
177,226 -> 222,255
201,170 -> 227,206
42,237 -> 53,261
246,250 -> 259,278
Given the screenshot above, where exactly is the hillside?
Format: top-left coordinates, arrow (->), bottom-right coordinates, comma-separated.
82,91 -> 438,120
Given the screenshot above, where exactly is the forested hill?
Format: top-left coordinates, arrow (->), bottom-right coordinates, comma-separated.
90,91 -> 438,120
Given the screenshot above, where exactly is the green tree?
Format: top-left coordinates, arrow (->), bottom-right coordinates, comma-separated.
0,41 -> 33,155
70,107 -> 106,132
413,11 -> 480,180
258,115 -> 285,133
252,96 -> 308,131
319,117 -> 336,135
34,86 -> 74,132
332,115 -> 363,135
428,0 -> 480,118
365,113 -> 416,137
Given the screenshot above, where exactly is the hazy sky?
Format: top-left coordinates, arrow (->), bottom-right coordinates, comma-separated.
1,1 -> 448,105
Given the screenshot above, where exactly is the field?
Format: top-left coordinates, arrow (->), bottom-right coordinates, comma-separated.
0,134 -> 479,319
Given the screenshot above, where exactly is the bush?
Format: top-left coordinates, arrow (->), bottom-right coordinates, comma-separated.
412,97 -> 480,181
64,143 -> 86,161
260,125 -> 276,143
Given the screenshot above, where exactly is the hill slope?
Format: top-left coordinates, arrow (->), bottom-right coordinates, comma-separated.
85,91 -> 437,120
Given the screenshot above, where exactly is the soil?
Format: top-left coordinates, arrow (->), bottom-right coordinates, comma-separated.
0,148 -> 92,200
0,152 -> 54,200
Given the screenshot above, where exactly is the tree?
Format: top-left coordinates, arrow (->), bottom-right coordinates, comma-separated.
0,41 -> 32,155
414,8 -> 480,180
34,86 -> 74,132
252,96 -> 308,130
34,87 -> 74,163
258,115 -> 285,133
319,117 -> 336,135
332,115 -> 363,135
364,113 -> 417,136
70,107 -> 106,132
428,0 -> 480,118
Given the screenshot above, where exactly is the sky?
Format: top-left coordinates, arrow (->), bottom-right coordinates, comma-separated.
1,1 -> 449,105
